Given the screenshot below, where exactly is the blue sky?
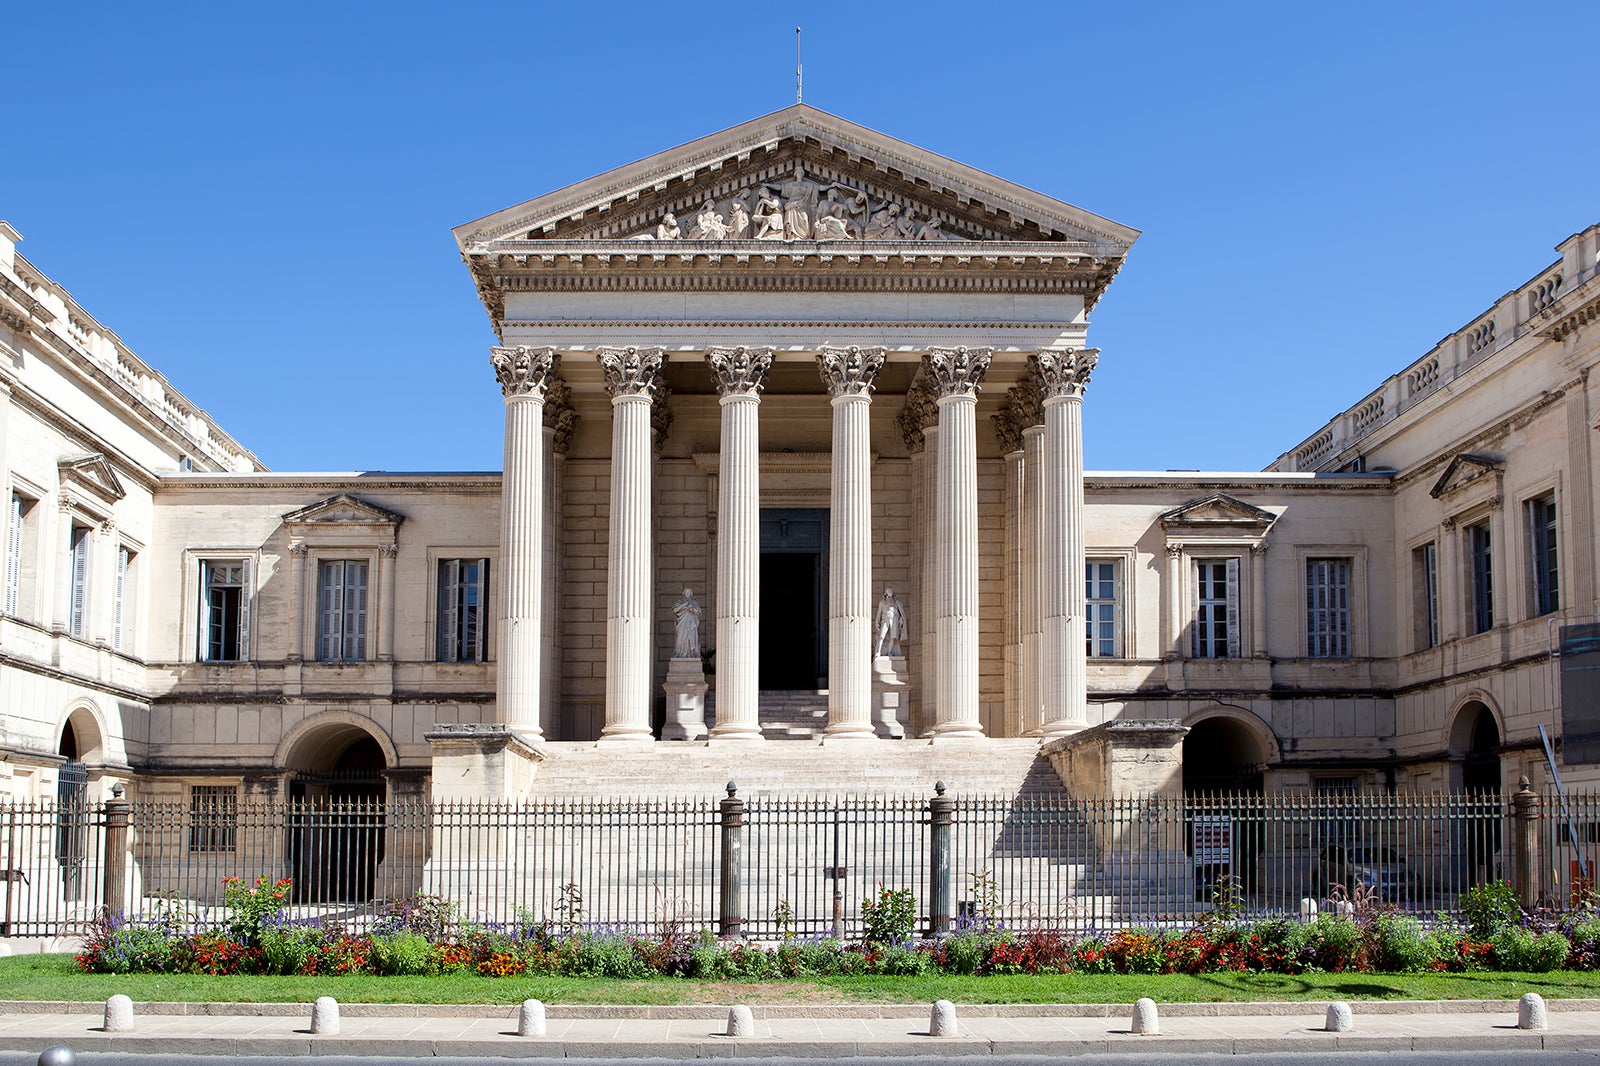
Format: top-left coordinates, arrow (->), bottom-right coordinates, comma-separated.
5,1 -> 1597,473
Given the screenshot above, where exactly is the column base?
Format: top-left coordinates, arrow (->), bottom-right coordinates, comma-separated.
708,725 -> 765,744
927,722 -> 986,744
821,723 -> 876,745
596,728 -> 655,747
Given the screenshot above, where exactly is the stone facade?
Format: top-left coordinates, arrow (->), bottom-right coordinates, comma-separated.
1,108 -> 1599,820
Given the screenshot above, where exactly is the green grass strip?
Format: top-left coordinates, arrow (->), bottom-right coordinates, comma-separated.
1,955 -> 1597,1005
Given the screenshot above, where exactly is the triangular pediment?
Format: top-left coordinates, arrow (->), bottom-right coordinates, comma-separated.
58,454 -> 125,504
1160,493 -> 1278,530
454,105 -> 1138,252
282,494 -> 404,528
1429,453 -> 1503,499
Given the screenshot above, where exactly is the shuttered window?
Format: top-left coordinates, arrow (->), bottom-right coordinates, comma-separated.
318,559 -> 368,662
1469,522 -> 1494,634
1085,559 -> 1119,658
437,558 -> 488,662
113,545 -> 133,652
1528,494 -> 1559,617
1193,558 -> 1240,658
68,525 -> 90,638
1306,557 -> 1351,658
3,493 -> 23,617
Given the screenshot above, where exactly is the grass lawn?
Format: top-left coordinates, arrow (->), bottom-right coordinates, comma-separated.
0,955 -> 1595,1005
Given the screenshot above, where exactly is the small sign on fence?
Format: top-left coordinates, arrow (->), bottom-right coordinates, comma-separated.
1192,815 -> 1233,864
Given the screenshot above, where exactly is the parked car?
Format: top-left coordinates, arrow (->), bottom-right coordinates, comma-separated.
1317,844 -> 1410,901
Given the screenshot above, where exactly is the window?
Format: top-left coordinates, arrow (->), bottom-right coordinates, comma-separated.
1085,559 -> 1119,658
1192,558 -> 1239,658
1414,542 -> 1439,649
3,492 -> 29,617
113,545 -> 134,653
188,785 -> 237,853
200,559 -> 251,662
1528,494 -> 1559,617
1468,521 -> 1493,634
317,559 -> 368,662
437,558 -> 488,662
67,524 -> 90,638
1306,558 -> 1351,658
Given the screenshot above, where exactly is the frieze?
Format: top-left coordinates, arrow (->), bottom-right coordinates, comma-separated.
707,345 -> 774,397
816,345 -> 886,398
489,345 -> 559,399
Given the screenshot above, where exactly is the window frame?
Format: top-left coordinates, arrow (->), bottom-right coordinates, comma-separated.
436,557 -> 490,663
184,550 -> 259,663
1467,519 -> 1494,634
3,489 -> 32,619
1527,491 -> 1559,618
67,522 -> 91,639
1305,556 -> 1353,659
316,558 -> 370,663
1413,540 -> 1440,650
187,784 -> 238,854
1191,556 -> 1240,659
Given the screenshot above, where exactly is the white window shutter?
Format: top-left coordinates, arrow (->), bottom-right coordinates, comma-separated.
238,557 -> 252,661
349,561 -> 368,661
1189,557 -> 1200,657
69,530 -> 88,638
319,561 -> 341,661
113,546 -> 128,651
4,494 -> 22,616
1225,556 -> 1241,658
439,559 -> 459,662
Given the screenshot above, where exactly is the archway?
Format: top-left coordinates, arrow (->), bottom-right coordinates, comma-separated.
1182,714 -> 1268,794
1450,700 -> 1503,794
279,717 -> 391,905
55,716 -> 93,902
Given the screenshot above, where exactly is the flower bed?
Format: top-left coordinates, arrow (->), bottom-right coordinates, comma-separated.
75,876 -> 1598,979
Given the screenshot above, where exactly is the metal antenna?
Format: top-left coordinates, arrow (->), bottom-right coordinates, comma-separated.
796,27 -> 802,104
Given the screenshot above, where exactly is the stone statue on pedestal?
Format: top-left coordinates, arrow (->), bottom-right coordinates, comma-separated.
673,587 -> 702,659
874,586 -> 907,658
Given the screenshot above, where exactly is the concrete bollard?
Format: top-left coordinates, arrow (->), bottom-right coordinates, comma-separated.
1299,897 -> 1319,923
929,999 -> 958,1037
103,994 -> 134,1033
726,1004 -> 755,1037
517,999 -> 547,1037
310,996 -> 340,1036
1324,1002 -> 1353,1032
37,1047 -> 76,1066
1131,997 -> 1159,1035
1518,992 -> 1548,1031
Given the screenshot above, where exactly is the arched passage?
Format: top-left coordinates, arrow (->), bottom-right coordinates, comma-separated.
1449,700 -> 1502,794
276,714 -> 392,904
1182,713 -> 1269,794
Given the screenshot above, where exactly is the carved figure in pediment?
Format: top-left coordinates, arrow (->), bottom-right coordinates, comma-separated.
779,172 -> 816,240
866,201 -> 902,239
656,212 -> 681,240
914,214 -> 947,240
815,185 -> 867,240
690,199 -> 727,240
727,198 -> 750,240
895,209 -> 920,241
752,188 -> 785,239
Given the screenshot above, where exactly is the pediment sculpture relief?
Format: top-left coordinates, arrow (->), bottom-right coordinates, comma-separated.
632,165 -> 965,243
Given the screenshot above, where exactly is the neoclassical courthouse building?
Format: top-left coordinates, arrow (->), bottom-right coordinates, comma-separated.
3,106 -> 1599,812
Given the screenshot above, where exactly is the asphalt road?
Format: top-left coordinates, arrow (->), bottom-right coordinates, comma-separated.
4,1053 -> 1600,1066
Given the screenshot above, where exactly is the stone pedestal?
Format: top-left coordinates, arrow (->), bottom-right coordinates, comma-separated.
662,657 -> 709,741
871,655 -> 908,738
424,723 -> 545,802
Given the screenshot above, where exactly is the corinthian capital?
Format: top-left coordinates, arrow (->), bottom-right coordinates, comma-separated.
926,346 -> 992,399
598,346 -> 666,398
706,345 -> 773,397
490,345 -> 559,399
991,409 -> 1024,455
1031,348 -> 1099,400
816,345 -> 886,398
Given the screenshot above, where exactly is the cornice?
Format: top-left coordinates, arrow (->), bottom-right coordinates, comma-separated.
1086,475 -> 1393,495
503,319 -> 1082,332
1389,384 -> 1573,489
5,385 -> 163,493
156,474 -> 503,493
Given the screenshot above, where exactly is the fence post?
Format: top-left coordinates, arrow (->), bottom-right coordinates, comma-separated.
1511,775 -> 1540,908
102,783 -> 130,916
928,780 -> 952,938
719,781 -> 744,938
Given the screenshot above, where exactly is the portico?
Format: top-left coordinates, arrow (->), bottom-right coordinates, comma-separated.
454,105 -> 1137,745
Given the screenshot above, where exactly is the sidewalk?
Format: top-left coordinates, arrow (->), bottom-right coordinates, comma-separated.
0,999 -> 1596,1058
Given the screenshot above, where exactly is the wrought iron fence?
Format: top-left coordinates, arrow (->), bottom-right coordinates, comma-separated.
0,786 -> 1576,939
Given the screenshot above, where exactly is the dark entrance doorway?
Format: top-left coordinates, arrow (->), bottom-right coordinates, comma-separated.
759,508 -> 828,689
289,735 -> 386,904
55,726 -> 88,903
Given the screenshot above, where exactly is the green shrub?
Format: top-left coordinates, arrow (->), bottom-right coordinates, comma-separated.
221,876 -> 292,947
1248,918 -> 1309,971
370,930 -> 438,976
558,932 -> 650,979
1491,926 -> 1571,972
874,944 -> 931,975
860,885 -> 917,946
78,919 -> 176,974
1307,913 -> 1363,971
259,925 -> 324,976
1365,914 -> 1431,972
1460,880 -> 1522,939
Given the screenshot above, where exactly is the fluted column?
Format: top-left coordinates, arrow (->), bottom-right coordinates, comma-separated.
818,345 -> 885,742
927,346 -> 991,740
541,392 -> 576,740
490,344 -> 559,739
598,345 -> 664,745
1036,348 -> 1097,736
708,346 -> 772,743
